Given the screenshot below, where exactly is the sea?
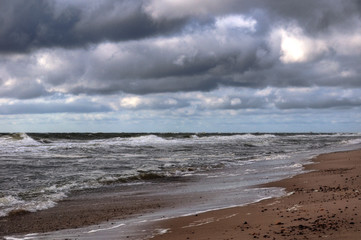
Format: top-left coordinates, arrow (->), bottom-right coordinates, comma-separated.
1,132 -> 361,239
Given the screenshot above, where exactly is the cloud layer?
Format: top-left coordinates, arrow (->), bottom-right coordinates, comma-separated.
0,0 -> 360,131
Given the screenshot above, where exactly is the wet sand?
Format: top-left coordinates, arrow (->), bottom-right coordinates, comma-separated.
0,183 -> 175,238
150,149 -> 361,240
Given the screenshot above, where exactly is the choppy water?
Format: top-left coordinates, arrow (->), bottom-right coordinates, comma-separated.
1,132 -> 361,218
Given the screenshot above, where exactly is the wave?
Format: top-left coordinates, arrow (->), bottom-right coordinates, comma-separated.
19,132 -> 360,146
0,195 -> 24,208
97,172 -> 167,185
0,194 -> 60,217
191,133 -> 269,141
340,138 -> 361,146
0,168 -> 191,217
0,133 -> 40,145
124,133 -> 278,146
0,184 -> 77,217
0,133 -> 29,140
272,163 -> 303,170
43,133 -> 281,149
127,134 -> 171,145
0,198 -> 59,218
84,134 -> 175,147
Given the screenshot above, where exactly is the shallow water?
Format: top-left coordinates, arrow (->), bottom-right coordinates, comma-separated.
1,132 -> 361,218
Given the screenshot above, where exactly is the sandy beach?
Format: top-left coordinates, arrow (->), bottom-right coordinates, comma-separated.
0,182 -> 175,238
1,148 -> 360,239
150,149 -> 361,240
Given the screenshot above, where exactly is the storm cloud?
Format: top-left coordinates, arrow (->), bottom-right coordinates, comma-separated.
0,0 -> 187,53
0,0 -> 360,131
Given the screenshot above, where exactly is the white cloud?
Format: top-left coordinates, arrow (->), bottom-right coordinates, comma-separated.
255,88 -> 273,97
270,25 -> 328,63
118,95 -> 184,110
119,96 -> 142,108
215,15 -> 256,32
37,52 -> 60,71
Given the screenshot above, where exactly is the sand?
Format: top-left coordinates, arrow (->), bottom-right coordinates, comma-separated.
1,149 -> 360,239
0,183 -> 173,237
150,149 -> 361,240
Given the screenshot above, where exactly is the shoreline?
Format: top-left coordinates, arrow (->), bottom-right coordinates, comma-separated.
0,181 -> 180,238
149,149 -> 361,239
1,148 -> 360,239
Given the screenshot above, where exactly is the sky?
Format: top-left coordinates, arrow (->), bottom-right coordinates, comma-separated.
0,0 -> 361,133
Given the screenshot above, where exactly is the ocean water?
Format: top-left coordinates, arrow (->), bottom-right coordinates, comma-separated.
1,132 -> 361,220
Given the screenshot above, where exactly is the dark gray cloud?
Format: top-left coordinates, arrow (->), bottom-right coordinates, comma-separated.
0,0 -> 361,117
69,76 -> 220,95
261,0 -> 361,34
0,100 -> 111,114
60,43 -> 360,96
0,0 -> 188,53
0,79 -> 48,99
2,0 -> 360,53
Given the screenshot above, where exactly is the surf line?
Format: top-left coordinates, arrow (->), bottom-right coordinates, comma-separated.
86,223 -> 126,234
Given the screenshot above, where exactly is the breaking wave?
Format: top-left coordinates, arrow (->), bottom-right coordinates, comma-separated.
0,132 -> 33,141
1,132 -> 361,217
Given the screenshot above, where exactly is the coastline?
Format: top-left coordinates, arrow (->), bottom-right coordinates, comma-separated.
1,148 -> 360,239
0,181 -> 178,238
150,149 -> 361,240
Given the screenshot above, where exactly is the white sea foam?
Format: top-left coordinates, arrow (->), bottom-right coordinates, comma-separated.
341,138 -> 361,146
0,195 -> 24,207
153,228 -> 170,236
273,163 -> 302,170
0,196 -> 25,217
0,190 -> 70,217
91,133 -> 280,147
10,133 -> 40,145
194,134 -> 277,143
23,200 -> 57,212
0,199 -> 59,217
4,234 -> 39,240
42,183 -> 79,193
86,223 -> 125,234
4,237 -> 33,240
128,135 -> 171,145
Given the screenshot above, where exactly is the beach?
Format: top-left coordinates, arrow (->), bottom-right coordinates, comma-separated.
151,149 -> 361,240
1,134 -> 361,239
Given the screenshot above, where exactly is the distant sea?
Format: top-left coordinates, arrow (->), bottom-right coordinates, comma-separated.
1,132 -> 361,218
